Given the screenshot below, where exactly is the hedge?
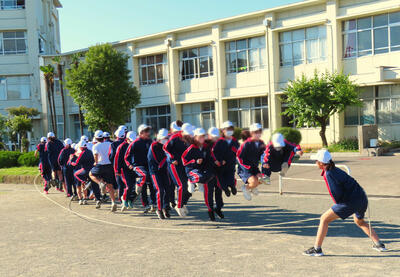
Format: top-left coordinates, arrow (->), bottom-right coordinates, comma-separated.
18,151 -> 40,167
272,127 -> 302,145
0,151 -> 22,168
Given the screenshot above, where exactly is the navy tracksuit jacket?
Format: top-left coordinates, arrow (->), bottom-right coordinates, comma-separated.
71,148 -> 94,184
148,141 -> 173,210
45,139 -> 64,171
37,143 -> 51,190
125,137 -> 156,207
182,143 -> 223,212
58,146 -> 76,196
109,138 -> 126,194
211,137 -> 240,191
236,138 -> 266,183
261,139 -> 301,176
115,140 -> 136,202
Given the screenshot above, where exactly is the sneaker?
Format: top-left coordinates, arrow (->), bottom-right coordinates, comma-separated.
224,189 -> 231,197
251,188 -> 259,196
197,183 -> 204,193
43,190 -> 48,195
150,205 -> 157,213
143,205 -> 151,214
67,193 -> 71,197
71,195 -> 78,201
175,207 -> 186,217
303,247 -> 324,257
215,209 -> 224,219
111,202 -> 117,212
188,182 -> 195,193
260,176 -> 271,185
156,210 -> 165,220
83,199 -> 88,205
241,185 -> 252,201
95,201 -> 101,209
208,211 -> 216,221
231,186 -> 237,195
79,199 -> 84,205
121,199 -> 128,212
182,205 -> 189,215
162,208 -> 171,218
373,242 -> 389,252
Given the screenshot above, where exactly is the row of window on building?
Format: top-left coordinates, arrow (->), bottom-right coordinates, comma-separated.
0,0 -> 24,10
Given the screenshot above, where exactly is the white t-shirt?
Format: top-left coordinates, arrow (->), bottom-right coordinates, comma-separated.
92,141 -> 112,165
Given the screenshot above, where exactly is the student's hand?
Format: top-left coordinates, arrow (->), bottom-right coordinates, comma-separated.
297,150 -> 303,156
116,173 -> 121,177
262,164 -> 270,169
172,160 -> 178,165
222,160 -> 226,165
214,161 -> 221,166
197,159 -> 203,164
129,165 -> 134,170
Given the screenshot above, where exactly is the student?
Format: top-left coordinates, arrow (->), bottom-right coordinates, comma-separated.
89,130 -> 117,211
164,122 -> 192,217
211,121 -> 240,196
125,124 -> 156,213
103,132 -> 112,142
236,123 -> 265,201
35,137 -> 52,194
148,128 -> 173,219
261,133 -> 303,184
109,128 -> 127,200
45,132 -> 64,191
304,149 -> 388,256
182,128 -> 222,221
116,131 -> 138,212
58,138 -> 76,197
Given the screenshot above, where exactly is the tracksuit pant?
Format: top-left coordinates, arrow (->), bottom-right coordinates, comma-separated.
151,169 -> 174,211
204,178 -> 224,212
40,163 -> 52,191
262,162 -> 284,177
134,166 -> 156,207
215,167 -> 236,193
62,166 -> 75,196
168,163 -> 190,208
115,174 -> 125,200
121,168 -> 137,202
74,168 -> 90,186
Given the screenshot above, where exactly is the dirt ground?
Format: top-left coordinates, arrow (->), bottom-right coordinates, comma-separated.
1,155 -> 399,276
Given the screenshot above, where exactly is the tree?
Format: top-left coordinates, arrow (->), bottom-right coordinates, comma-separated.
70,53 -> 85,136
282,72 -> 361,147
40,64 -> 57,135
52,56 -> 67,138
66,44 -> 140,131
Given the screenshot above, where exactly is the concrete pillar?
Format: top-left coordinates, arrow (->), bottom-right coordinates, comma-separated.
127,42 -> 138,131
212,24 -> 225,128
166,35 -> 180,121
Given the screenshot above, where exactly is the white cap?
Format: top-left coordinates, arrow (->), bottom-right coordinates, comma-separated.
157,128 -> 169,140
182,123 -> 192,132
80,135 -> 88,142
311,149 -> 332,164
222,121 -> 234,129
249,123 -> 262,132
103,132 -> 110,138
71,143 -> 76,149
115,128 -> 125,138
94,130 -> 103,138
182,124 -> 194,136
118,125 -> 127,132
64,138 -> 72,146
170,121 -> 181,132
194,128 -> 206,136
47,132 -> 55,138
126,131 -> 137,142
138,124 -> 151,134
77,140 -> 87,148
271,133 -> 285,148
208,127 -> 220,138
40,137 -> 47,143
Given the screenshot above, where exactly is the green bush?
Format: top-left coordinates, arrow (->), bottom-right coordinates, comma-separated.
272,127 -> 302,145
233,127 -> 242,141
0,151 -> 22,168
18,151 -> 39,167
328,137 -> 359,152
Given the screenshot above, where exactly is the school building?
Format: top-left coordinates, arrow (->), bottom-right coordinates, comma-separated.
38,0 -> 400,146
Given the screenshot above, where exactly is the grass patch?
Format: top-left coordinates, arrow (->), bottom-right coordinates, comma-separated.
0,166 -> 38,178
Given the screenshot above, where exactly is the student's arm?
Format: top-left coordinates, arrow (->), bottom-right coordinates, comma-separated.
236,141 -> 251,170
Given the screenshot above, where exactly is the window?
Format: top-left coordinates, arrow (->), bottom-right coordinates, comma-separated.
57,115 -> 64,139
139,54 -> 167,86
54,78 -> 60,95
345,85 -> 400,125
39,37 -> 45,54
225,36 -> 266,73
342,11 -> 400,58
0,31 -> 27,55
182,102 -> 215,130
279,26 -> 326,66
227,97 -> 268,128
142,105 -> 171,131
0,0 -> 25,9
0,76 -> 30,100
180,46 -> 213,80
72,114 -> 89,140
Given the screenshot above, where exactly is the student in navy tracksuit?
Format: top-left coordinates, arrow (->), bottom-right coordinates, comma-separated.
304,150 -> 388,256
45,132 -> 65,191
116,131 -> 137,212
261,133 -> 303,184
236,123 -> 266,201
58,138 -> 76,197
148,128 -> 173,220
164,122 -> 191,217
125,124 -> 156,213
35,137 -> 52,194
71,141 -> 95,205
210,121 -> 240,197
109,129 -> 127,199
182,128 -> 222,221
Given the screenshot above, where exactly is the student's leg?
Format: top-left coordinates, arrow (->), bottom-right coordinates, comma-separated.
353,215 -> 380,244
314,208 -> 340,248
246,175 -> 260,190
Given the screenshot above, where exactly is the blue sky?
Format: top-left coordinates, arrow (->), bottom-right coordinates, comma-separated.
59,0 -> 299,52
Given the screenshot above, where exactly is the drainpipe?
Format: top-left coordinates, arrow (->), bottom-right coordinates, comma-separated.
264,18 -> 273,134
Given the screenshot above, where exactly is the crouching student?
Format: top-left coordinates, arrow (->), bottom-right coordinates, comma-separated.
58,138 -> 76,197
304,149 -> 388,256
148,129 -> 174,220
261,133 -> 303,184
35,137 -> 52,194
236,123 -> 266,201
182,128 -> 223,221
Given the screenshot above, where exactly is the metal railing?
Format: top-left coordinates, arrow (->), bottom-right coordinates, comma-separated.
278,163 -> 351,195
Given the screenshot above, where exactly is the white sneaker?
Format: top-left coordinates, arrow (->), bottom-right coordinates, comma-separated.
188,181 -> 195,193
79,199 -> 84,205
175,206 -> 186,217
111,202 -> 117,212
251,188 -> 259,196
95,201 -> 101,209
150,205 -> 157,213
260,176 -> 271,185
182,205 -> 189,215
83,199 -> 88,205
197,183 -> 204,193
241,185 -> 252,201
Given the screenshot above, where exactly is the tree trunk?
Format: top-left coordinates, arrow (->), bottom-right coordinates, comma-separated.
50,83 -> 57,137
46,78 -> 56,133
58,64 -> 67,138
319,123 -> 328,147
78,105 -> 84,136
